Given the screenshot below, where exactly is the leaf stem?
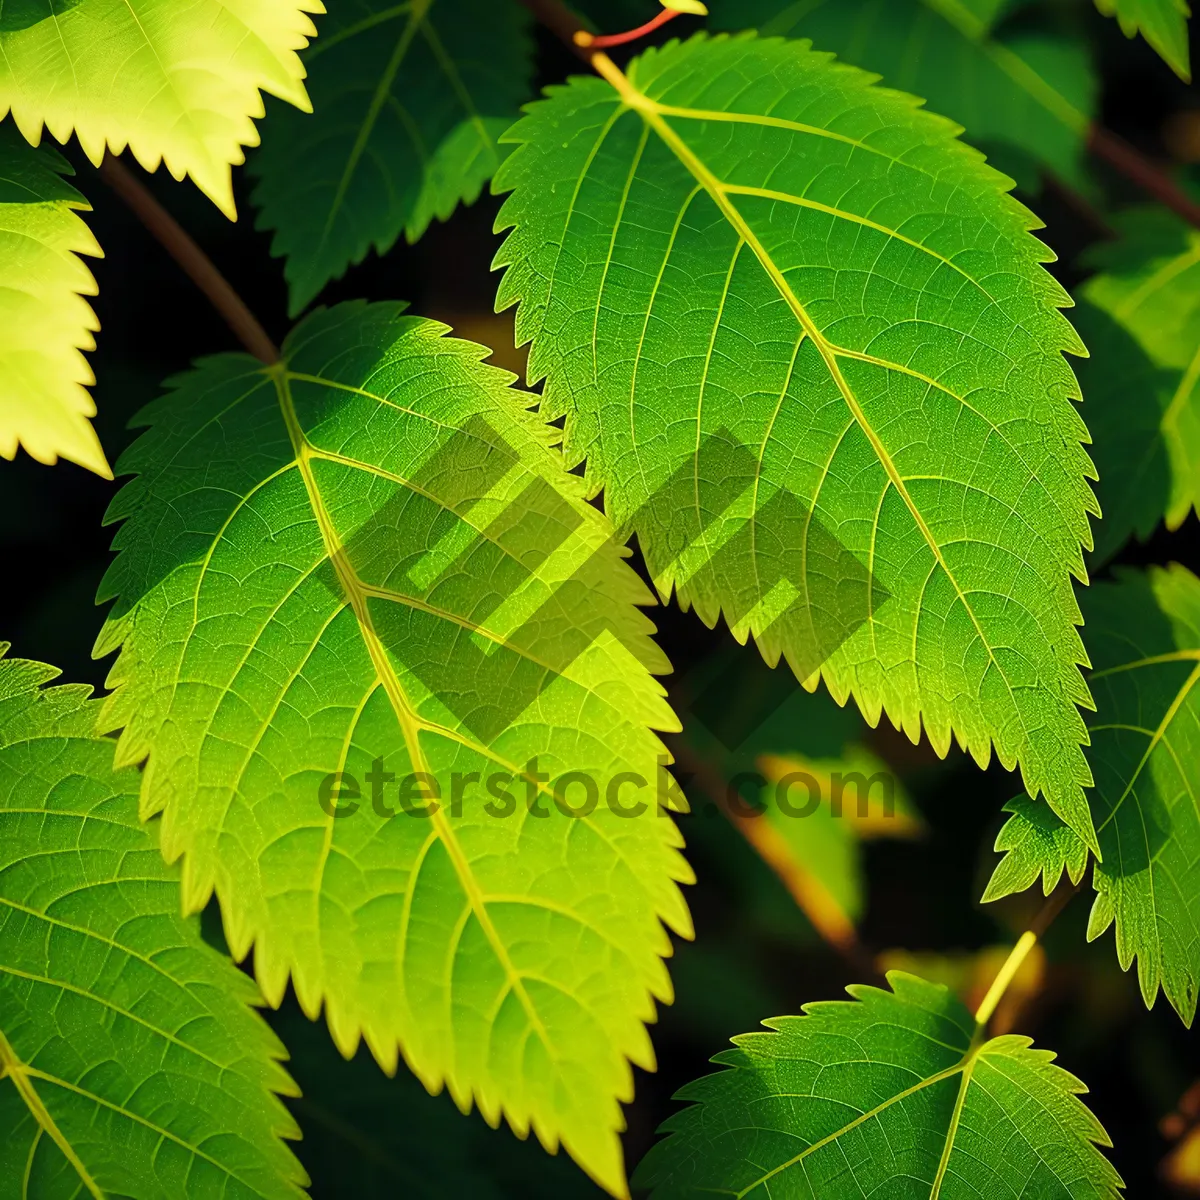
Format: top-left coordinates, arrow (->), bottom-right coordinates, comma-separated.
582,8 -> 681,49
974,930 -> 1037,1027
98,155 -> 280,364
516,0 -> 1200,232
1087,126 -> 1200,230
973,878 -> 1080,1029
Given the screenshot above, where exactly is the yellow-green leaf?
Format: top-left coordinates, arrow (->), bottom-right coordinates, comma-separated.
0,0 -> 323,217
0,127 -> 107,477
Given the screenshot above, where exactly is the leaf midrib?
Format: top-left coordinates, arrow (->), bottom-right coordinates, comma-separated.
599,63 -> 1027,800
742,1041 -> 979,1196
270,365 -> 559,1061
0,1028 -> 104,1200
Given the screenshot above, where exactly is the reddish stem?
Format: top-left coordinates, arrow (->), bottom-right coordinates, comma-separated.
587,7 -> 680,48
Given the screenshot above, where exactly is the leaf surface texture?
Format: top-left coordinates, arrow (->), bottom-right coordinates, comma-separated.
987,566 -> 1200,1023
0,645 -> 304,1199
494,33 -> 1098,847
634,971 -> 1121,1198
252,0 -> 532,314
96,302 -> 692,1197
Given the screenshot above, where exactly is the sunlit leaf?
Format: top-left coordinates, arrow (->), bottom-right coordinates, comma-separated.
96,301 -> 693,1197
0,644 -> 305,1198
494,32 -> 1099,849
0,0 -> 322,216
0,127 -> 107,477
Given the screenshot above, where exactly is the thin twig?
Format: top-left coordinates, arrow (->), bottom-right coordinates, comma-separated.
1088,126 -> 1200,230
98,155 -> 279,364
517,0 -> 1200,232
515,0 -> 595,61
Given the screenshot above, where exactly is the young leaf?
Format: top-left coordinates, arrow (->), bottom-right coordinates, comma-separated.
987,566 -> 1200,1024
706,0 -> 1097,181
634,971 -> 1121,1198
1095,0 -> 1191,82
0,127 -> 107,478
494,34 -> 1099,850
0,644 -> 305,1198
1074,208 -> 1200,562
252,0 -> 533,316
0,0 -> 322,218
95,301 -> 693,1198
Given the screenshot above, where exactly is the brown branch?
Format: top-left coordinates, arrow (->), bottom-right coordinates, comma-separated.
515,0 -> 595,61
98,155 -> 279,364
1027,874 -> 1082,940
1088,126 -> 1200,231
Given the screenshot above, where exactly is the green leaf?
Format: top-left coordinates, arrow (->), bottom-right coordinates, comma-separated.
705,0 -> 1097,181
493,33 -> 1099,850
0,643 -> 305,1199
987,565 -> 1200,1024
0,0 -> 322,217
1074,208 -> 1200,562
984,791 -> 1090,902
0,126 -> 108,477
252,0 -> 533,316
634,971 -> 1121,1198
1096,0 -> 1191,81
273,1004 -> 606,1199
95,301 -> 693,1198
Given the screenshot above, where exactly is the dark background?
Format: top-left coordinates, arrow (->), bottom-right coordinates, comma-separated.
7,2 -> 1200,1194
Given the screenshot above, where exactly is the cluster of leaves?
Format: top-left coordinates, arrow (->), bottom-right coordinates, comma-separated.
3,0 -> 1200,1195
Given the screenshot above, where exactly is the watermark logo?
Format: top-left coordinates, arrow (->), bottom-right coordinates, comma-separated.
317,756 -> 899,824
316,415 -> 889,747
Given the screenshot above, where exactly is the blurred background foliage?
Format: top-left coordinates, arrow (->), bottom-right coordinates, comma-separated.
8,0 -> 1200,1193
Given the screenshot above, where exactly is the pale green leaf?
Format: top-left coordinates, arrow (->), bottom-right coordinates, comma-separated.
1075,208 -> 1200,562
1096,0 -> 1191,81
0,644 -> 305,1199
706,0 -> 1097,181
94,301 -> 694,1198
987,566 -> 1200,1024
0,0 -> 322,217
634,971 -> 1121,1198
252,0 -> 533,316
493,33 -> 1099,850
0,126 -> 108,478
